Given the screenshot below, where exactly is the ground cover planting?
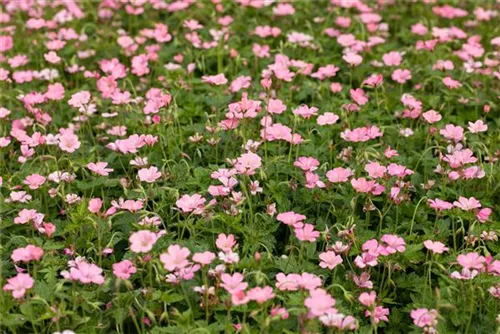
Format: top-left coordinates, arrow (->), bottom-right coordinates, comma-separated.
0,0 -> 499,333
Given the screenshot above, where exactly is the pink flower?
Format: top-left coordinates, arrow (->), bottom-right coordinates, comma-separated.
358,291 -> 377,307
3,273 -> 34,299
422,110 -> 442,124
304,288 -> 336,316
293,105 -> 318,119
366,306 -> 390,324
138,166 -> 162,183
267,99 -> 286,114
440,124 -> 464,142
228,290 -> 248,306
247,286 -> 275,303
235,152 -> 262,175
423,240 -> 449,254
11,245 -> 44,263
23,174 -> 46,189
450,268 -> 479,280
58,131 -> 81,153
476,208 -> 492,222
275,273 -> 300,291
457,252 -> 485,270
113,260 -> 137,279
453,196 -> 481,211
295,224 -> 320,242
380,234 -> 405,254
411,308 -> 438,328
319,251 -> 343,269
442,76 -> 462,89
365,162 -> 386,178
201,73 -> 227,85
88,198 -> 103,214
382,51 -> 403,66
391,69 -> 412,84
277,211 -> 306,227
192,251 -> 216,266
221,273 -> 248,293
428,198 -> 454,211
176,194 -> 206,214
68,91 -> 91,108
317,112 -> 339,125
353,272 -> 373,289
343,52 -> 363,66
14,209 -> 44,225
216,233 -> 237,252
129,230 -> 158,253
61,259 -> 105,285
160,244 -> 191,271
351,178 -> 385,195
294,157 -> 319,172
326,167 -> 353,183
468,120 -> 488,133
341,125 -> 383,142
270,306 -> 289,320
87,162 -> 113,176
350,88 -> 369,105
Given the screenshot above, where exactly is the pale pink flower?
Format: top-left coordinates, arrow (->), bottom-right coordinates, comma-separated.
305,288 -> 336,316
88,198 -> 103,214
160,244 -> 191,271
201,73 -> 227,85
428,198 -> 454,211
87,162 -> 113,176
61,260 -> 105,285
319,251 -> 343,269
129,230 -> 158,253
293,105 -> 318,119
343,52 -> 363,66
221,273 -> 247,293
468,120 -> 488,133
113,260 -> 137,280
235,152 -> 261,175
295,224 -> 320,242
422,110 -> 442,124
476,208 -> 492,222
411,308 -> 438,328
350,88 -> 369,105
380,235 -> 406,255
192,251 -> 216,266
216,233 -> 237,252
423,240 -> 449,254
365,162 -> 386,178
317,112 -> 339,125
359,291 -> 377,307
294,157 -> 319,172
11,245 -> 44,263
453,196 -> 481,211
382,51 -> 403,66
442,76 -> 462,89
3,273 -> 34,299
68,91 -> 91,108
23,174 -> 46,189
326,167 -> 353,183
58,131 -> 81,153
391,69 -> 412,83
267,99 -> 286,114
138,166 -> 162,183
275,273 -> 300,291
176,194 -> 206,214
457,252 -> 485,270
247,286 -> 275,303
440,124 -> 464,142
